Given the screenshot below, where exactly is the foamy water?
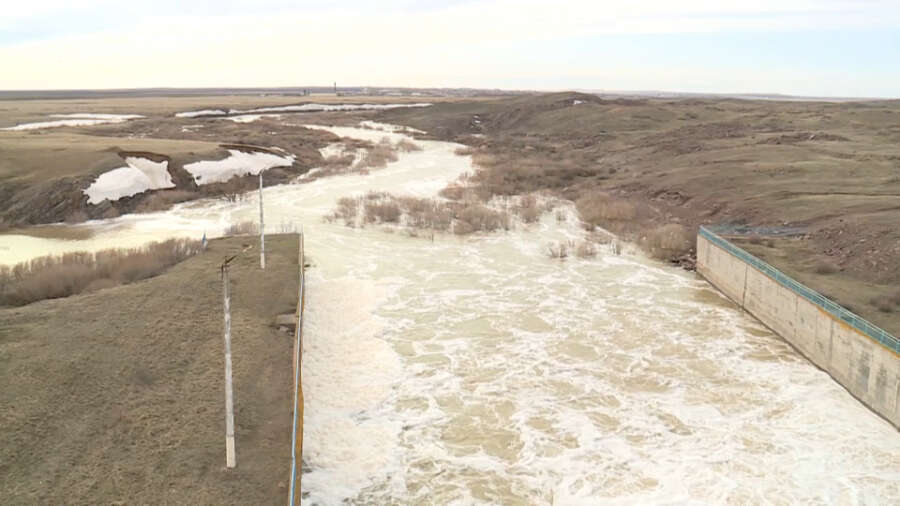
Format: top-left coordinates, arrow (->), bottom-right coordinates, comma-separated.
1,125 -> 898,505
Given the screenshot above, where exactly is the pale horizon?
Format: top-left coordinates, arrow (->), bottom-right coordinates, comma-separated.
2,0 -> 899,98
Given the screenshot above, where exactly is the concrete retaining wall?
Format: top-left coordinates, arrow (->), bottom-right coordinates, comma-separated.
697,227 -> 900,429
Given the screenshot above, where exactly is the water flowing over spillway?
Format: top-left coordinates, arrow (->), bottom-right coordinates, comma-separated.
2,125 -> 899,504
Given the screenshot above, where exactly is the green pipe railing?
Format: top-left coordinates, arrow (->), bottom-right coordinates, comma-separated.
700,226 -> 900,354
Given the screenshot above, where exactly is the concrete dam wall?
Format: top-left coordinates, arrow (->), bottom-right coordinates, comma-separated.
697,226 -> 900,429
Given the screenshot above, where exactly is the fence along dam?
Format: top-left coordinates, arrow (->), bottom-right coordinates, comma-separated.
2,123 -> 899,503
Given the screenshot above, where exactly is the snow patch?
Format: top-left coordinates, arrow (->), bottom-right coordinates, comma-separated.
243,102 -> 431,114
225,114 -> 282,123
573,100 -> 584,105
175,109 -> 227,118
174,103 -> 431,119
184,150 -> 295,185
84,157 -> 174,205
50,113 -> 144,120
3,113 -> 144,131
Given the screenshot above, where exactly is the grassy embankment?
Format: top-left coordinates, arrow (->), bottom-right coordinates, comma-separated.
0,235 -> 299,504
378,92 -> 900,335
0,238 -> 201,306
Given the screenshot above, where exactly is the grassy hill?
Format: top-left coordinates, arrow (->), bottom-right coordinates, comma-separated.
0,235 -> 299,505
380,92 -> 900,335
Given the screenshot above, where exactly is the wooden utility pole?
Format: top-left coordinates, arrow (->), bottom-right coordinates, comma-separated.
259,172 -> 266,269
222,259 -> 237,468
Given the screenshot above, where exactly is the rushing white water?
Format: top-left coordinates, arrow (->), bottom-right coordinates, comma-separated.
1,124 -> 898,505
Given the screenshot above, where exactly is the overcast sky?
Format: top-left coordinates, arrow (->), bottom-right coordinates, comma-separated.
1,0 -> 899,97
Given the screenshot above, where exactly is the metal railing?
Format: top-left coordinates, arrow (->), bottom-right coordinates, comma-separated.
700,226 -> 900,354
288,232 -> 306,506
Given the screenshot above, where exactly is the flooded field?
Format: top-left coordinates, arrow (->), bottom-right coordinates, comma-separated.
2,124 -> 898,505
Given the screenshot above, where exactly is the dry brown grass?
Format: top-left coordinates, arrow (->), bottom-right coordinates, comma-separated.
891,289 -> 900,306
358,137 -> 400,169
576,194 -> 637,224
0,235 -> 299,504
643,224 -> 693,260
871,296 -> 895,313
0,238 -> 201,306
134,190 -> 198,213
453,204 -> 510,234
813,259 -> 840,275
516,195 -> 541,223
224,221 -> 259,236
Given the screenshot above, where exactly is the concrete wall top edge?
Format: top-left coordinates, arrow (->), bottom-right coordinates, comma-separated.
698,226 -> 900,354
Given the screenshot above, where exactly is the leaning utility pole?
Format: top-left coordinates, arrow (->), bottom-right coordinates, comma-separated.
259,172 -> 266,269
221,258 -> 237,468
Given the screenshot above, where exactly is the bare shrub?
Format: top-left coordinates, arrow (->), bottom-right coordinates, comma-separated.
644,224 -> 692,260
328,193 -> 512,236
0,239 -> 202,306
396,139 -> 423,152
455,146 -> 477,156
364,200 -> 402,223
612,240 -> 622,255
575,241 -> 597,258
440,184 -> 467,200
576,194 -> 637,224
332,197 -> 360,225
547,241 -> 572,259
813,260 -> 839,275
224,221 -> 259,236
397,197 -> 454,231
516,195 -> 540,223
455,205 -> 510,234
555,209 -> 567,223
358,138 -> 399,169
891,289 -> 900,306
